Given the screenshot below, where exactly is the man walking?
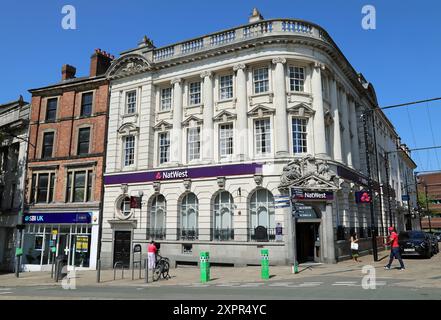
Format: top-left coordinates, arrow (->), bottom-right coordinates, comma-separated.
384,226 -> 405,270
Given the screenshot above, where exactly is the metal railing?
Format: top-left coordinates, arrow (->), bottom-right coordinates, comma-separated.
248,228 -> 277,242
212,228 -> 234,241
179,228 -> 199,240
113,261 -> 125,280
146,228 -> 166,240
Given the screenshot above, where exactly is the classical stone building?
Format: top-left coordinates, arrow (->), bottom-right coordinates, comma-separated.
22,50 -> 112,271
0,96 -> 29,272
100,10 -> 418,267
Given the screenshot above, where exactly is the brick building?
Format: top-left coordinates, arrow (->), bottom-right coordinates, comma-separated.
22,50 -> 113,271
417,172 -> 441,231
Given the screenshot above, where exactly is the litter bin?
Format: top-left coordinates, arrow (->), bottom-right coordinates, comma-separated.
55,254 -> 68,282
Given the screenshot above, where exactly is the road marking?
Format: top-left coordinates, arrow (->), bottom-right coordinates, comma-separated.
0,288 -> 12,291
332,281 -> 359,287
0,292 -> 12,295
216,283 -> 240,287
268,282 -> 292,287
239,283 -> 263,287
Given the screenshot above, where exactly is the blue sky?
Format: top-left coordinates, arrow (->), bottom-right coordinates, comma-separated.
1,0 -> 440,172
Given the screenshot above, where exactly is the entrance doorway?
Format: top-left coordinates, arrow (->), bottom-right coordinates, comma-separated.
296,222 -> 320,263
113,231 -> 131,267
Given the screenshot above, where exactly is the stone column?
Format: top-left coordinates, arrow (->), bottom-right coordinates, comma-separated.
170,78 -> 183,165
311,62 -> 328,158
341,91 -> 353,168
324,202 -> 336,263
201,71 -> 214,162
349,99 -> 360,170
330,78 -> 343,163
272,57 -> 289,157
233,64 -> 249,160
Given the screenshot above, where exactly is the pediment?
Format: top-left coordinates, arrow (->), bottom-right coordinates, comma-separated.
247,105 -> 275,117
287,103 -> 315,117
285,173 -> 339,191
118,123 -> 139,135
106,54 -> 152,79
213,110 -> 237,122
182,115 -> 203,127
154,120 -> 173,131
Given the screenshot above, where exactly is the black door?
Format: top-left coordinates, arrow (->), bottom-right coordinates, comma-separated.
296,223 -> 316,263
113,231 -> 131,268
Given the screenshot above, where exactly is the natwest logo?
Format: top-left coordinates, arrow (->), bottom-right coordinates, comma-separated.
155,170 -> 189,180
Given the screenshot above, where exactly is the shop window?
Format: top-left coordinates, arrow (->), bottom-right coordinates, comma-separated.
213,191 -> 234,241
148,194 -> 166,240
249,189 -> 275,240
180,193 -> 199,240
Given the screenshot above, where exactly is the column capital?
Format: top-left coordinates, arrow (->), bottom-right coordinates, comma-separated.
272,57 -> 286,65
313,61 -> 326,70
233,63 -> 246,71
200,70 -> 213,79
171,78 -> 182,85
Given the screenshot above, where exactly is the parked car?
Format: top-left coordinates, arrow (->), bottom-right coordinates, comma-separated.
398,231 -> 432,258
428,233 -> 440,254
433,232 -> 441,242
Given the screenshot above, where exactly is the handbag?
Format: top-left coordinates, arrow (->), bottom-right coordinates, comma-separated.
351,242 -> 359,250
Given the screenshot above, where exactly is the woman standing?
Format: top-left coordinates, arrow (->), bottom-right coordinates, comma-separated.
350,232 -> 361,262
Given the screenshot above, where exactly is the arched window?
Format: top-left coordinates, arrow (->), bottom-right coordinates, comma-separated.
213,191 -> 234,241
249,189 -> 275,239
149,195 -> 166,240
180,193 -> 198,240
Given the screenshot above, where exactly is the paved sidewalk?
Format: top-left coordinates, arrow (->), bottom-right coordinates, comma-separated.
1,253 -> 440,289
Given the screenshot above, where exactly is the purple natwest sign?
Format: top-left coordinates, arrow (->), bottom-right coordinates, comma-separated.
24,212 -> 92,224
104,163 -> 263,185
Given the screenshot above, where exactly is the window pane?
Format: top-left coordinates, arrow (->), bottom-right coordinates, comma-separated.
126,91 -> 137,114
124,136 -> 135,166
219,124 -> 233,158
37,174 -> 49,203
78,128 -> 90,155
73,171 -> 86,202
49,173 -> 55,203
219,75 -> 233,100
81,93 -> 93,116
255,119 -> 271,154
161,88 -> 172,111
289,66 -> 305,92
187,127 -> 200,161
42,132 -> 54,158
253,68 -> 269,94
292,118 -> 308,153
66,172 -> 72,202
46,98 -> 57,121
159,132 -> 170,164
87,171 -> 93,202
189,82 -> 201,105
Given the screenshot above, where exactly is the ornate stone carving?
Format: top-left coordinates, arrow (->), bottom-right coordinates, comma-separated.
121,184 -> 128,194
253,174 -> 263,186
200,71 -> 212,79
272,57 -> 286,65
314,62 -> 326,71
120,61 -> 144,74
280,155 -> 337,190
217,177 -> 226,189
107,54 -> 151,78
153,181 -> 161,193
183,179 -> 192,191
233,63 -> 246,71
171,78 -> 182,85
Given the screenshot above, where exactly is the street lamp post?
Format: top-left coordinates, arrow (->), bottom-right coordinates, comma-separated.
362,111 -> 378,262
424,184 -> 433,233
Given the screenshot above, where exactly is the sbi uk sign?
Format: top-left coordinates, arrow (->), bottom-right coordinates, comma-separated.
24,212 -> 92,224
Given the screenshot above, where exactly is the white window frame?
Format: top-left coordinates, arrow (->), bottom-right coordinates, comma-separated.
288,66 -> 305,92
187,127 -> 201,162
189,81 -> 201,106
291,117 -> 308,154
125,90 -> 137,114
219,74 -> 234,101
158,131 -> 170,164
123,135 -> 136,167
219,123 -> 234,160
253,67 -> 269,94
254,118 -> 272,155
160,87 -> 172,111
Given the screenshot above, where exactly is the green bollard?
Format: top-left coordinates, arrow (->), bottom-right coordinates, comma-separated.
261,249 -> 269,280
294,261 -> 299,274
200,251 -> 210,283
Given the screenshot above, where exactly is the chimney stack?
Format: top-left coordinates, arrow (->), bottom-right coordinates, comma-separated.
90,48 -> 114,77
62,64 -> 76,80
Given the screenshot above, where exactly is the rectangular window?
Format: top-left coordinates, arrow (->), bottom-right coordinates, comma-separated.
219,75 -> 233,100
126,91 -> 137,114
253,67 -> 269,94
292,118 -> 308,153
219,123 -> 233,159
289,66 -> 305,92
81,92 -> 93,116
46,98 -> 58,121
159,132 -> 170,164
160,87 -> 172,111
77,127 -> 91,155
66,169 -> 93,203
32,172 -> 56,204
187,127 -> 201,162
124,135 -> 135,167
42,132 -> 54,158
255,119 -> 271,154
189,82 -> 201,105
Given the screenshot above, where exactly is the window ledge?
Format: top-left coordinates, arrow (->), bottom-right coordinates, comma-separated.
157,109 -> 172,115
122,112 -> 138,119
250,92 -> 273,99
185,104 -> 203,109
287,91 -> 311,97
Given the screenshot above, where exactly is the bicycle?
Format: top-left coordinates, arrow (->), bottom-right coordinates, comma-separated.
152,253 -> 170,281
